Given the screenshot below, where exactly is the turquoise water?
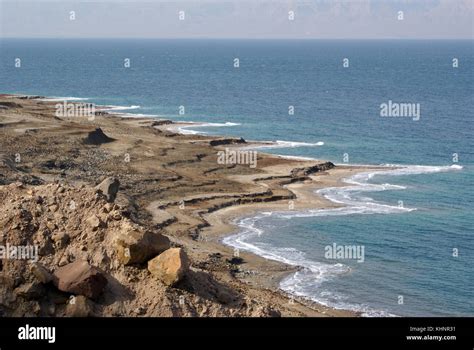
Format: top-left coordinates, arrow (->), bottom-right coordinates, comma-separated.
1,39 -> 472,316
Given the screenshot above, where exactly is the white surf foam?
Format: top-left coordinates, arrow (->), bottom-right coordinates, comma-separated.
100,105 -> 141,111
202,122 -> 241,127
175,122 -> 241,135
223,213 -> 394,317
113,112 -> 160,119
177,127 -> 203,135
277,155 -> 318,161
222,163 -> 463,316
280,270 -> 396,317
250,140 -> 324,149
314,164 -> 463,215
40,96 -> 90,101
223,214 -> 345,283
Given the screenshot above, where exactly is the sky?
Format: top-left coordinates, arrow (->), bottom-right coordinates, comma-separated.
0,0 -> 473,39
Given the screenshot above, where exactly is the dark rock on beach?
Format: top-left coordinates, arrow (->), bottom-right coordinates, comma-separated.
290,161 -> 335,177
209,137 -> 246,146
83,128 -> 115,145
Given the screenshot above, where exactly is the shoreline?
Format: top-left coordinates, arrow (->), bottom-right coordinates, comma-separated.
1,93 -> 372,316
95,94 -> 398,316
1,93 -> 462,317
0,93 -> 405,317
199,165 -> 394,315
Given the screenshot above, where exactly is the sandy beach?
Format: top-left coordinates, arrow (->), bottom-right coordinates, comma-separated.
0,94 -> 389,317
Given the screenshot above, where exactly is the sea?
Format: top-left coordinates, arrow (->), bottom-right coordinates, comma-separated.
1,38 -> 472,316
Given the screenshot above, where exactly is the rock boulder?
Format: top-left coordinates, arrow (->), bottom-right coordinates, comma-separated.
115,223 -> 170,265
53,260 -> 107,299
95,177 -> 120,202
147,248 -> 190,286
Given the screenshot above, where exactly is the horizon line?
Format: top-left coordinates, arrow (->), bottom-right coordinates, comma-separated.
1,37 -> 473,41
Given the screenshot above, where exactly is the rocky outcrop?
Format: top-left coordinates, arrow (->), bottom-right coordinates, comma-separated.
53,260 -> 107,300
151,120 -> 173,126
0,101 -> 22,109
209,137 -> 246,146
83,128 -> 115,145
114,222 -> 171,265
0,178 -> 291,316
17,95 -> 43,100
147,248 -> 190,286
290,161 -> 335,177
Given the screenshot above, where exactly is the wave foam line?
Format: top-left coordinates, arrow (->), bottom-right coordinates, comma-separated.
113,112 -> 160,118
40,96 -> 90,101
276,155 -> 318,161
250,140 -> 324,149
222,163 -> 463,316
176,122 -> 241,135
223,214 -> 393,317
100,105 -> 141,111
223,215 -> 349,283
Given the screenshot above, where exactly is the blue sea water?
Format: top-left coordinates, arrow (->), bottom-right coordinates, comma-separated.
1,39 -> 472,316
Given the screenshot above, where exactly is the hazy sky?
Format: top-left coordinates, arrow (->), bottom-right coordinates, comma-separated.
1,0 -> 473,39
